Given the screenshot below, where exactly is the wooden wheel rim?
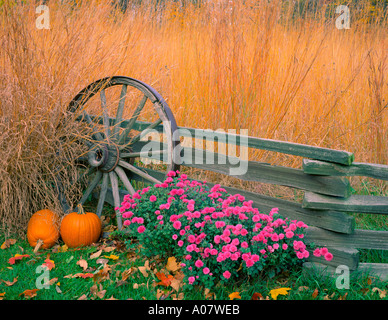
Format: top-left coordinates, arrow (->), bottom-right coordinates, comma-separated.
62,76 -> 181,229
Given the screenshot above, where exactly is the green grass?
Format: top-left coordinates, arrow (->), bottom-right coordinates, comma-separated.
1,230 -> 387,301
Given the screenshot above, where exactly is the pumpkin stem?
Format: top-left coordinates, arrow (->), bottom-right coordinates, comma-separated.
33,239 -> 44,253
77,203 -> 86,215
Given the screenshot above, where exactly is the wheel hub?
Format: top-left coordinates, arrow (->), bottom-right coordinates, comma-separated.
88,144 -> 120,173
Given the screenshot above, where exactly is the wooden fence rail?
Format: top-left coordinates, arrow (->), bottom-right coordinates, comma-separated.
92,117 -> 388,281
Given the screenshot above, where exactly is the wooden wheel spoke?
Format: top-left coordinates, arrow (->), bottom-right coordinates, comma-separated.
100,89 -> 111,141
79,170 -> 103,205
120,149 -> 166,159
109,171 -> 123,230
96,173 -> 109,218
115,166 -> 135,195
129,118 -> 162,145
113,84 -> 127,141
118,160 -> 162,184
77,166 -> 96,184
82,111 -> 104,141
118,94 -> 148,145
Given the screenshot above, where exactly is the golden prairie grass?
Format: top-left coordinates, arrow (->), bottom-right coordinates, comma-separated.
0,0 -> 387,233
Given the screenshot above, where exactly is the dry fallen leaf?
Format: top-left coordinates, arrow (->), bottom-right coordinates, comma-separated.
90,284 -> 106,299
138,260 -> 150,277
76,259 -> 88,271
156,289 -> 164,299
372,288 -> 387,299
42,258 -> 55,271
65,273 -> 94,279
55,285 -> 62,294
47,277 -> 59,286
104,254 -> 119,260
269,287 -> 291,300
156,272 -> 174,287
204,288 -> 216,300
251,292 -> 264,300
171,292 -> 184,300
96,258 -> 109,265
90,249 -> 103,259
57,244 -> 69,253
156,288 -> 173,300
19,289 -> 39,299
1,277 -> 18,287
170,278 -> 183,292
312,288 -> 319,299
93,265 -> 111,283
8,254 -> 30,265
78,294 -> 88,300
122,268 -> 135,281
166,257 -> 180,273
229,291 -> 241,300
0,293 -> 5,300
1,239 -> 16,250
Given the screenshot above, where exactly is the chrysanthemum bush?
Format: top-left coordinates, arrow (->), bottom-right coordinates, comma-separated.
118,171 -> 333,288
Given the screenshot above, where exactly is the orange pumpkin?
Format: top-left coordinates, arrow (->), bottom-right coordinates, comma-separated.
27,209 -> 60,252
60,204 -> 102,248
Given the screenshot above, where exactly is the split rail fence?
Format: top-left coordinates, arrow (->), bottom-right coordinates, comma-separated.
100,119 -> 388,281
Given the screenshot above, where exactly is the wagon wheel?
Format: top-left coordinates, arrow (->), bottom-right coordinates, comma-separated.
65,76 -> 181,230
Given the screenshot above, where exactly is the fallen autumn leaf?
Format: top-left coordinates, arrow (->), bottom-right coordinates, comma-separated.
229,292 -> 241,300
269,287 -> 291,300
1,239 -> 16,250
19,289 -> 39,299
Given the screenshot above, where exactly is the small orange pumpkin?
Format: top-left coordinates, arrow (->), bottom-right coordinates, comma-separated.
27,209 -> 60,252
60,204 -> 102,248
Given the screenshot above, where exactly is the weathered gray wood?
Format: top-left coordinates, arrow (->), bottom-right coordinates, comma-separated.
194,154 -> 351,198
120,165 -> 166,185
118,160 -> 162,184
96,173 -> 109,217
118,95 -> 147,146
109,171 -> 122,230
129,140 -> 351,198
98,188 -> 127,212
307,247 -> 359,270
99,168 -> 355,234
357,263 -> 388,282
100,89 -> 110,140
113,84 -> 127,141
305,226 -> 388,250
81,117 -> 355,165
114,165 -> 135,195
130,119 -> 162,145
303,159 -> 388,181
144,122 -> 355,165
79,170 -> 103,205
303,262 -> 388,282
120,149 -> 166,159
206,184 -> 355,234
303,192 -> 388,214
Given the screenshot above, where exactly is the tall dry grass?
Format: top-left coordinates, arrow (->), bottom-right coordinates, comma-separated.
0,0 -> 387,234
